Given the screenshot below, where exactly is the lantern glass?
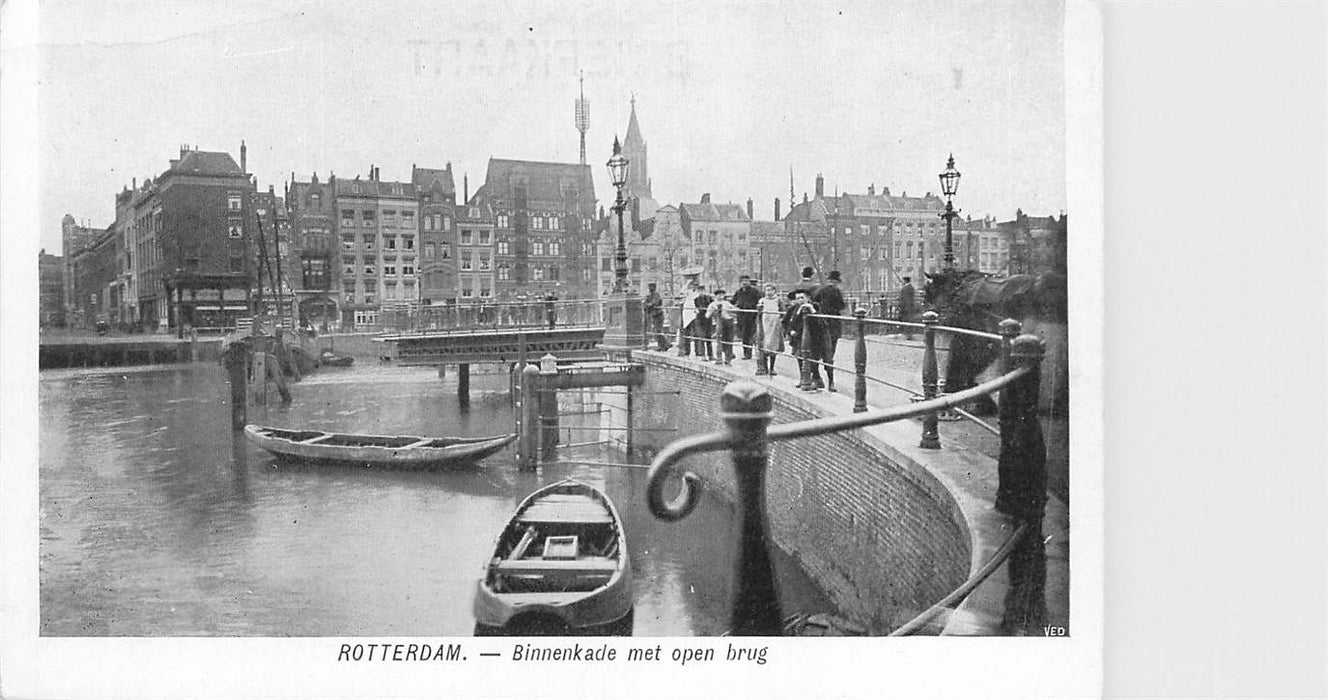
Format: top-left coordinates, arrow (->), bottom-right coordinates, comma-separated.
938,154 -> 961,197
607,152 -> 629,188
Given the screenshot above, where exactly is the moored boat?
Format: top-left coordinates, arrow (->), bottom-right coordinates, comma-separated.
244,425 -> 515,468
318,349 -> 354,367
473,479 -> 633,635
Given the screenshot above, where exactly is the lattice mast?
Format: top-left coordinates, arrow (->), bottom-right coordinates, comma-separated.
575,72 -> 590,165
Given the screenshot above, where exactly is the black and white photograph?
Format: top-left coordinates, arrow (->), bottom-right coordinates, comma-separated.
1,0 -> 1111,697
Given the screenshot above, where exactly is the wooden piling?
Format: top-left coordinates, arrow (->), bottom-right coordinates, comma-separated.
457,363 -> 470,408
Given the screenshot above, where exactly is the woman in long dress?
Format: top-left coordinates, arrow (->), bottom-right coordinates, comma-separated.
758,283 -> 784,375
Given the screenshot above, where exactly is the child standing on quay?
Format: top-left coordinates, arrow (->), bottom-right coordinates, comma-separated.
706,288 -> 738,365
757,283 -> 784,375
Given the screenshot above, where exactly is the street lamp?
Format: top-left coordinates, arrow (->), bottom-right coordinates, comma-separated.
607,135 -> 630,293
938,153 -> 961,271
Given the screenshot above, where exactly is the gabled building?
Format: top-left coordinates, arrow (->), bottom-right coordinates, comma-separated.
678,193 -> 752,291
332,168 -> 419,328
288,173 -> 339,330
468,158 -> 597,301
412,164 -> 458,306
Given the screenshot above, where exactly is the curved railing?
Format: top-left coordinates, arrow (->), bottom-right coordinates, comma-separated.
644,305 -> 1050,636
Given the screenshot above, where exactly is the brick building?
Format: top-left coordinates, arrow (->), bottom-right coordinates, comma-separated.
287,173 -> 339,330
412,164 -> 458,306
39,249 -> 64,327
332,168 -> 419,328
678,193 -> 752,292
468,158 -> 598,301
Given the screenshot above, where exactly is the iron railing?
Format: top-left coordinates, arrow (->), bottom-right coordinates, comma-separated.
645,308 -> 1049,636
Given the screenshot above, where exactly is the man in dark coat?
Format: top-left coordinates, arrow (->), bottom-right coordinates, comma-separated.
898,276 -> 917,340
812,270 -> 847,392
731,275 -> 761,360
786,289 -> 824,391
642,282 -> 670,351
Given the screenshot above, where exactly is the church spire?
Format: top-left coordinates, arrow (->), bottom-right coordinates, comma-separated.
622,95 -> 650,199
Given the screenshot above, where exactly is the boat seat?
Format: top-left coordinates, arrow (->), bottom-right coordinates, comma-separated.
492,557 -> 618,575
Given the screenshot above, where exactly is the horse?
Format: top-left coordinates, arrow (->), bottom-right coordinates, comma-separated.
923,269 -> 1068,415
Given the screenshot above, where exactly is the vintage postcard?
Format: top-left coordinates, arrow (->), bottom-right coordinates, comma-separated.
1,1 -> 1102,697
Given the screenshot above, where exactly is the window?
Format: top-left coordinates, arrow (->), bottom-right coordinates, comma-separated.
460,253 -> 472,271
497,214 -> 509,228
423,243 -> 436,260
385,265 -> 397,276
894,241 -> 902,258
548,266 -> 559,281
468,207 -> 480,219
401,211 -> 414,226
403,236 -> 414,250
442,216 -> 451,231
478,253 -> 491,271
362,210 -> 376,222
847,226 -> 855,237
478,230 -> 492,245
385,237 -> 397,250
738,230 -> 746,242
582,219 -> 591,232
441,245 -> 451,260
460,230 -> 473,245
343,256 -> 356,274
362,234 -> 375,250
382,211 -> 397,227
532,216 -> 544,230
385,282 -> 397,299
861,247 -> 871,260
228,194 -> 242,211
479,283 -> 492,298
548,215 -> 559,230
725,232 -> 734,246
343,279 -> 357,294
228,221 -> 243,238
906,241 -> 914,259
342,236 -> 355,250
532,267 -> 544,281
708,231 -> 717,245
364,264 -> 376,276
879,247 -> 889,260
497,264 -> 511,280
402,263 -> 414,276
303,258 -> 328,289
497,241 -> 509,255
533,241 -> 545,256
423,215 -> 434,232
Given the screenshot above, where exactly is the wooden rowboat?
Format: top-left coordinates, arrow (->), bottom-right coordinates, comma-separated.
473,479 -> 633,635
243,425 -> 515,468
318,349 -> 354,367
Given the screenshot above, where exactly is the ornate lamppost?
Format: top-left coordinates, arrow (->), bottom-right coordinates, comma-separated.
607,136 -> 630,293
938,153 -> 962,271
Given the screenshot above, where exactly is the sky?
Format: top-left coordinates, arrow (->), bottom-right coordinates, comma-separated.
36,0 -> 1065,253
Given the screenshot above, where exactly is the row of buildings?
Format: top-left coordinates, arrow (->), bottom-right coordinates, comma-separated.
47,102 -> 1066,332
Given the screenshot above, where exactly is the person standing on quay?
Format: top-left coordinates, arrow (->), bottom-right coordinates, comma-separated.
898,276 -> 917,340
643,282 -> 670,351
707,288 -> 738,365
693,285 -> 714,359
731,275 -> 761,360
813,270 -> 847,392
758,283 -> 785,375
544,291 -> 558,329
789,289 -> 824,391
679,278 -> 702,356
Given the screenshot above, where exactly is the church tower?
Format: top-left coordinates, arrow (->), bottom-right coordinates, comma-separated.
622,96 -> 651,199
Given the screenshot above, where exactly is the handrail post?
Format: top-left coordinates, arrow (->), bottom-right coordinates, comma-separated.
721,381 -> 784,635
999,318 -> 1021,373
995,334 -> 1048,520
919,311 -> 941,449
853,307 -> 868,412
753,308 -> 768,375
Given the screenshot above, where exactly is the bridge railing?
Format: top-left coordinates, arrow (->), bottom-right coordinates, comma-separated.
401,298 -> 607,334
649,307 -> 1048,636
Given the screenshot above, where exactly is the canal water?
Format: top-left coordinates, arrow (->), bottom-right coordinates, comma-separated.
39,362 -> 835,636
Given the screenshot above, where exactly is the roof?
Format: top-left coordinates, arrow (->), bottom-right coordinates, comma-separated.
680,202 -> 750,223
333,177 -> 417,199
475,158 -> 596,206
166,150 -> 244,177
412,165 -> 455,196
624,101 -> 645,148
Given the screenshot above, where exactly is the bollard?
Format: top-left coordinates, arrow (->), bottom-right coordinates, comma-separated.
995,334 -> 1048,521
853,307 -> 868,412
919,311 -> 941,449
753,308 -> 768,376
538,354 -> 559,460
721,381 -> 784,635
223,340 -> 249,430
517,364 -> 541,470
457,363 -> 471,408
251,349 -> 268,406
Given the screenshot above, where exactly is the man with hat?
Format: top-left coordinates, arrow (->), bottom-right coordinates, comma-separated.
812,270 -> 847,392
898,276 -> 917,340
731,275 -> 761,360
642,282 -> 670,351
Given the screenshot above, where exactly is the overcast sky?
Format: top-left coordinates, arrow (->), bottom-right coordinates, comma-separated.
37,0 -> 1065,252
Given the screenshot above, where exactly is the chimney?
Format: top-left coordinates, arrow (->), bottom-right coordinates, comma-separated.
774,198 -> 781,221
701,193 -> 711,204
240,140 -> 247,172
132,177 -> 137,190
464,174 -> 469,203
815,173 -> 824,198
746,198 -> 753,220
868,183 -> 875,195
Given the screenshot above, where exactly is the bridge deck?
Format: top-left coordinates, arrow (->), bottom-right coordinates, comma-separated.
381,325 -> 608,365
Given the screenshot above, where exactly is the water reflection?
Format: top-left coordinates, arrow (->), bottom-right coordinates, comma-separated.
39,363 -> 834,636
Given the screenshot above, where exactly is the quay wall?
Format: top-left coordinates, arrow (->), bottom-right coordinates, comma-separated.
623,352 -> 971,632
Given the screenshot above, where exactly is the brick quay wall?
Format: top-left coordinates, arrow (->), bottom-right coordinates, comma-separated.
622,351 -> 972,632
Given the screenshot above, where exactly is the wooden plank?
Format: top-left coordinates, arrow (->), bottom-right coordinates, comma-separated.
493,557 -> 618,574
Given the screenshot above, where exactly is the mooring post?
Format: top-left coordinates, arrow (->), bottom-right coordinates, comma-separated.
457,363 -> 470,408
721,380 -> 784,635
251,345 -> 268,406
999,318 -> 1021,374
919,311 -> 941,449
753,307 -> 768,376
995,334 -> 1049,521
223,340 -> 248,430
538,354 -> 560,460
624,386 -> 634,455
853,307 -> 868,412
517,364 -> 540,470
